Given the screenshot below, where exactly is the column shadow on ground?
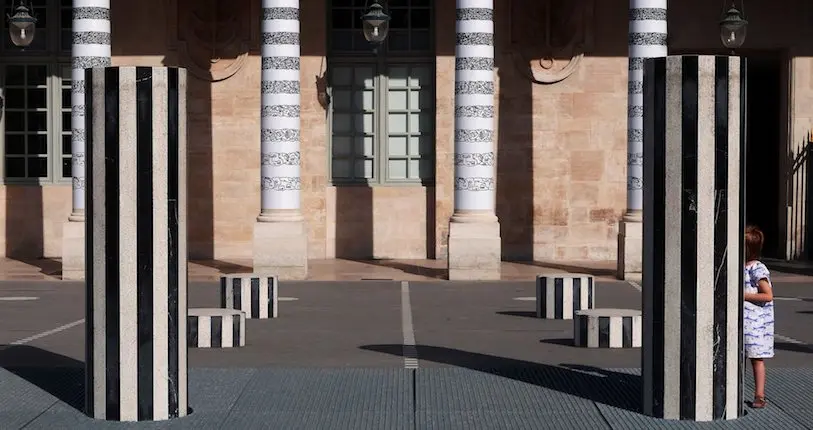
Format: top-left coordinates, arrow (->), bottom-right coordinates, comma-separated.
0,345 -> 84,411
360,344 -> 641,413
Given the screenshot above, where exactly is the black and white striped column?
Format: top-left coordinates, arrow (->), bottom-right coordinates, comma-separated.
447,0 -> 501,280
85,67 -> 188,421
536,274 -> 595,319
641,55 -> 745,421
259,0 -> 301,218
71,0 -> 111,221
574,309 -> 642,348
453,0 -> 495,213
626,0 -> 667,215
220,274 -> 279,319
188,309 -> 246,348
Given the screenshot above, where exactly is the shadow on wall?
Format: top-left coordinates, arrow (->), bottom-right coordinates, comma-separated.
5,185 -> 43,259
0,345 -> 85,412
335,186 -> 373,258
360,344 -> 641,413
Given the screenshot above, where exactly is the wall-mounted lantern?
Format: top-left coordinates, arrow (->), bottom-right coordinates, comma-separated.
361,1 -> 390,47
719,1 -> 748,51
7,0 -> 36,48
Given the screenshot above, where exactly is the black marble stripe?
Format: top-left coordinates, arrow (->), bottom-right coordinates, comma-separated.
135,66 -> 155,421
629,8 -> 667,21
262,32 -> 300,45
251,278 -> 261,318
536,281 -> 543,317
642,55 -> 667,418
712,56 -> 729,420
102,67 -> 121,421
578,315 -> 588,346
233,278 -> 242,310
622,316 -> 632,348
598,317 -> 610,348
84,68 -> 95,417
554,278 -> 564,319
73,7 -> 110,20
456,33 -> 493,46
262,57 -> 300,70
679,55 -> 700,420
262,7 -> 299,20
188,319 -> 198,347
573,278 -> 582,311
588,277 -> 594,308
166,67 -> 181,419
219,277 -> 227,308
211,316 -> 222,348
233,315 -> 240,346
73,32 -> 111,45
629,32 -> 668,46
455,58 -> 494,71
456,8 -> 493,20
73,56 -> 112,70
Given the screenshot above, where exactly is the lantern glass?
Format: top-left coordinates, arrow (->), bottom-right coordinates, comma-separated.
361,3 -> 390,44
719,7 -> 748,50
7,5 -> 37,48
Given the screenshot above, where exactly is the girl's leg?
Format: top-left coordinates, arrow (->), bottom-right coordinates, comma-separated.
751,358 -> 766,406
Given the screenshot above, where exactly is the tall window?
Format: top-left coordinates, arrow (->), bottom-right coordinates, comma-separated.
1,0 -> 72,182
328,0 -> 435,185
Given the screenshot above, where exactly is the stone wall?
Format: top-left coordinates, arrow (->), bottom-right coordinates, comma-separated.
2,0 -> 813,262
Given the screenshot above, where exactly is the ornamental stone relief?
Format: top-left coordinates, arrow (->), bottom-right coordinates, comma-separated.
509,0 -> 594,84
166,0 -> 257,82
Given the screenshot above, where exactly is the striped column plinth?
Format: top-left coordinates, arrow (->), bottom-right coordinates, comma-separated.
85,67 -> 188,421
188,309 -> 246,348
535,274 -> 595,319
574,309 -> 642,348
220,274 -> 279,319
642,55 -> 745,421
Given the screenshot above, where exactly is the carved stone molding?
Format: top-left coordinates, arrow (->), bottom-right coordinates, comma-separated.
166,0 -> 257,82
508,0 -> 594,85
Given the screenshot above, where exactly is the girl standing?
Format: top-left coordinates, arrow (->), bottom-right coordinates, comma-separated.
743,225 -> 775,409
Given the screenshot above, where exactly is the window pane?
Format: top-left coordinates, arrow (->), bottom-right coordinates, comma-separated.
332,90 -> 351,110
63,112 -> 72,131
333,113 -> 352,133
388,113 -> 407,133
28,112 -> 48,131
62,157 -> 72,178
359,113 -> 374,134
389,90 -> 408,110
27,157 -> 48,177
6,135 -> 25,154
332,159 -> 352,178
388,159 -> 407,179
356,136 -> 374,157
28,134 -> 48,154
28,88 -> 47,107
389,136 -> 407,156
410,9 -> 431,29
355,158 -> 373,178
333,136 -> 352,156
5,112 -> 25,131
361,90 -> 374,110
332,67 -> 353,86
354,67 -> 374,88
332,8 -> 354,29
388,67 -> 408,87
62,134 -> 71,154
5,157 -> 25,178
62,88 -> 71,108
28,66 -> 47,87
5,88 -> 25,108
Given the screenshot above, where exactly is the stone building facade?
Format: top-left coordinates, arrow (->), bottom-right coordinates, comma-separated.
1,0 -> 812,278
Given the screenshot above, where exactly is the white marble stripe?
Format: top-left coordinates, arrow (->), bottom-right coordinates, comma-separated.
259,279 -> 269,318
74,0 -> 109,6
545,278 -> 556,318
454,45 -> 493,58
117,67 -> 138,421
151,68 -> 170,419
694,56 -> 717,421
630,46 -> 668,58
629,21 -> 667,33
262,93 -> 300,105
634,0 -> 666,7
177,69 -> 189,417
271,278 -> 279,317
587,317 -> 599,348
662,55 -> 682,419
222,316 -> 234,347
198,317 -> 211,348
725,56 -> 742,419
632,314 -> 642,347
562,278 -> 573,319
454,94 -> 494,107
454,70 -> 494,81
90,67 -> 107,419
71,21 -> 110,33
261,117 -> 299,130
610,317 -> 623,348
261,21 -> 299,33
261,45 -> 299,58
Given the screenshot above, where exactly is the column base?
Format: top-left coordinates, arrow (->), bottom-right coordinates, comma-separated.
253,218 -> 308,280
61,219 -> 85,281
447,215 -> 501,280
616,214 -> 642,280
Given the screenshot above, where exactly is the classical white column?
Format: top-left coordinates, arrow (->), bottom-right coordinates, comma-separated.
641,55 -> 745,421
447,0 -> 501,280
62,0 -> 112,280
617,0 -> 667,280
253,0 -> 308,279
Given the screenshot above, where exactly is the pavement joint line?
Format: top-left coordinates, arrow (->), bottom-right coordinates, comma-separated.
628,280 -> 642,292
8,318 -> 84,346
0,296 -> 38,301
775,333 -> 813,352
401,280 -> 419,369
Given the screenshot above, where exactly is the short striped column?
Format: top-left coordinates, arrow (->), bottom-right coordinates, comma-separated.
85,67 -> 188,421
574,309 -> 642,348
220,274 -> 279,319
536,274 -> 594,319
188,309 -> 246,348
642,55 -> 745,421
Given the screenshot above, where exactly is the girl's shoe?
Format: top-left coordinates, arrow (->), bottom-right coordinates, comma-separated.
752,396 -> 767,408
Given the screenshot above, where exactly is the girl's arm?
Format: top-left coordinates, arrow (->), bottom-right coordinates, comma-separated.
744,278 -> 773,303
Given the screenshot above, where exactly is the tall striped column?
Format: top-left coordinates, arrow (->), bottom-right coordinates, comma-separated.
641,55 -> 746,421
63,0 -> 113,281
254,0 -> 308,280
71,0 -> 111,220
85,67 -> 188,421
260,0 -> 301,218
617,0 -> 667,279
447,0 -> 501,281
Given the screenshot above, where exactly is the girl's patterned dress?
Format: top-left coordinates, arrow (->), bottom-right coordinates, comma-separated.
743,261 -> 775,359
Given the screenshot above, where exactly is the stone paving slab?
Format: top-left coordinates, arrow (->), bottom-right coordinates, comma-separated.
1,367 -> 812,429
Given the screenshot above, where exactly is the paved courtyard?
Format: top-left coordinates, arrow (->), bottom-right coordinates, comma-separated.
0,271 -> 812,428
